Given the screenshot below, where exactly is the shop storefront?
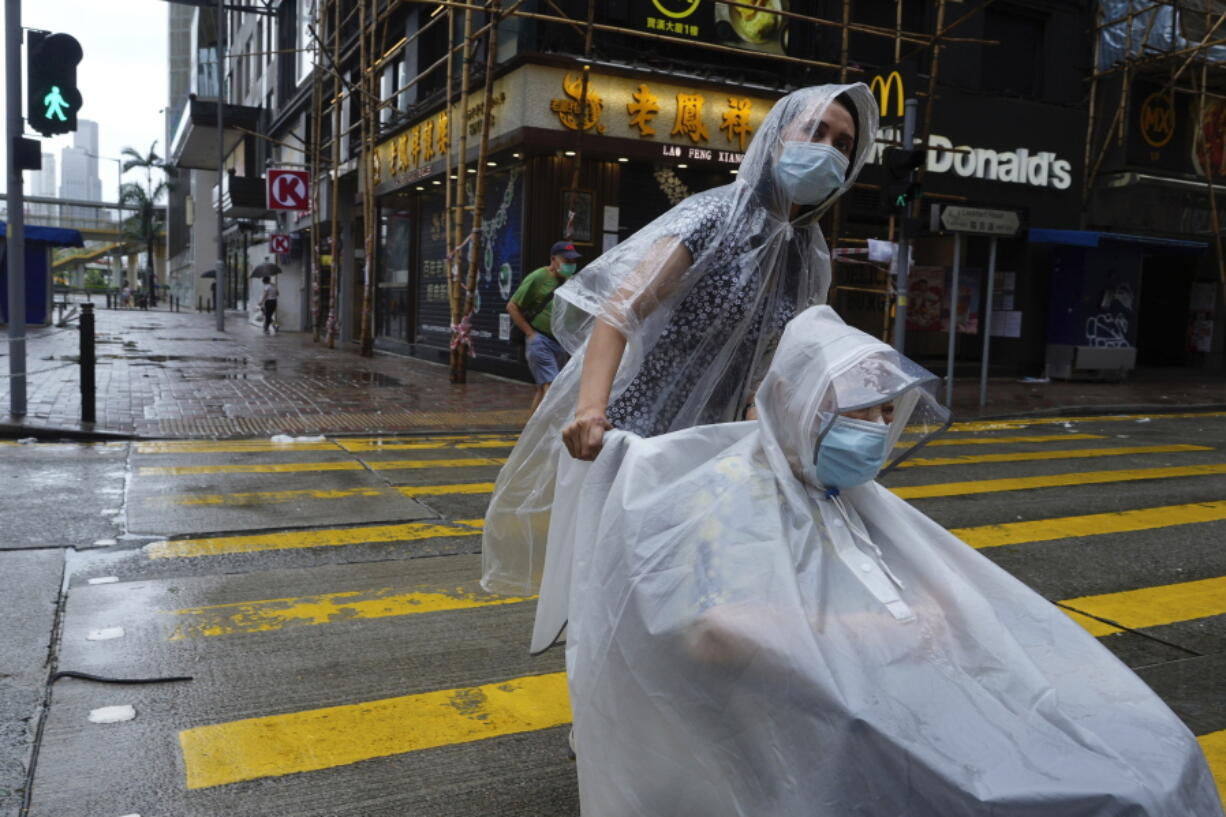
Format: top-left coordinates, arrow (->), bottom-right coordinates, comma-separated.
369,62 -> 780,377
835,80 -> 1087,378
1080,76 -> 1226,369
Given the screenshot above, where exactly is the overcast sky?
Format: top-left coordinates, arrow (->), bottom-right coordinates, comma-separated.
1,0 -> 169,201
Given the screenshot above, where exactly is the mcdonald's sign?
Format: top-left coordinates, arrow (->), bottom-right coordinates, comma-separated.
867,63 -> 916,123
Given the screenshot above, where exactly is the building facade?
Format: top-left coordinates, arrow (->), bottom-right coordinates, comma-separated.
164,0 -> 1224,381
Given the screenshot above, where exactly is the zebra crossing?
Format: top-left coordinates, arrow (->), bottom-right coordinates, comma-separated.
25,413 -> 1226,816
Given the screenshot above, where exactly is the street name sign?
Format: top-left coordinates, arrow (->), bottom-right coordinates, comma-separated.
267,170 -> 310,211
940,206 -> 1020,236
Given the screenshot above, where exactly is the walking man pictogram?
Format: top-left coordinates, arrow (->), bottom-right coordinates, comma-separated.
43,86 -> 70,122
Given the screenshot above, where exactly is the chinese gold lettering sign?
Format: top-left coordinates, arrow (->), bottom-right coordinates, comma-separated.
550,72 -> 606,133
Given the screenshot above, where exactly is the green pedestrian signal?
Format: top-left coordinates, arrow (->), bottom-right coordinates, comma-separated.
44,86 -> 71,122
27,31 -> 83,137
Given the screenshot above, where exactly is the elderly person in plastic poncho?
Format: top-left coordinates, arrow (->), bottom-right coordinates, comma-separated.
546,305 -> 1223,817
482,83 -> 878,597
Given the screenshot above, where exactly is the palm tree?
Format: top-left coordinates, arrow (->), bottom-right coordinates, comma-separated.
120,180 -> 167,299
119,142 -> 175,298
121,141 -> 176,191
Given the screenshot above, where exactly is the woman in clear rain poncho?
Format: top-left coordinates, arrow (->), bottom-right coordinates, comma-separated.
482,82 -> 879,597
547,305 -> 1223,817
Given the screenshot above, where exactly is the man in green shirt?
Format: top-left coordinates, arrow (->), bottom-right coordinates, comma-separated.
508,240 -> 581,413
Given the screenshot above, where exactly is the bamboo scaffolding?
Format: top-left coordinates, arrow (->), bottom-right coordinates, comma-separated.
325,0 -> 342,347
358,0 -> 376,356
448,6 -> 474,381
326,0 -> 995,375
454,0 -> 501,383
309,7 -> 325,342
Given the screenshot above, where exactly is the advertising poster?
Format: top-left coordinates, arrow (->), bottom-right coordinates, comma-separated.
905,266 -> 980,335
415,167 -> 523,360
632,0 -> 789,56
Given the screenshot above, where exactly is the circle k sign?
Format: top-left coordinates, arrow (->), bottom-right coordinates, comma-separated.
270,234 -> 292,255
267,169 -> 311,211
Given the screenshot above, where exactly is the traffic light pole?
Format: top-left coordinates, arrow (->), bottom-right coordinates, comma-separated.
214,0 -> 226,331
5,0 -> 25,417
891,98 -> 918,354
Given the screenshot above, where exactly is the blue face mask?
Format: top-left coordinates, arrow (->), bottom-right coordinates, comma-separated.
814,416 -> 889,489
559,262 -> 577,277
775,141 -> 850,206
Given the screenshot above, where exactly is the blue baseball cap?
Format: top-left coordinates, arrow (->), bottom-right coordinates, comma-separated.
551,240 -> 582,260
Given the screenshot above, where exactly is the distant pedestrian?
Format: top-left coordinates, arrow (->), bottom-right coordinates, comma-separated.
121,281 -> 131,308
507,240 -> 580,414
259,275 -> 279,334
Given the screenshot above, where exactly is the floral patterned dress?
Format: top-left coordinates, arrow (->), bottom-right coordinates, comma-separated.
606,193 -> 806,437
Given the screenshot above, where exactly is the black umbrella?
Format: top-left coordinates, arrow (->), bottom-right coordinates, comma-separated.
251,262 -> 282,278
200,270 -> 216,278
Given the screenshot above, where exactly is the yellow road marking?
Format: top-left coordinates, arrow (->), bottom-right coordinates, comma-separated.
139,461 -> 365,476
365,457 -> 507,471
898,444 -> 1212,468
911,433 -> 1106,447
398,483 -> 496,497
136,441 -> 339,455
147,518 -> 485,559
338,439 -> 517,452
947,410 -> 1226,433
179,671 -> 571,789
342,434 -> 515,444
892,462 -> 1226,500
953,500 -> 1226,549
1059,575 -> 1226,638
1200,730 -> 1226,804
148,487 -> 387,507
168,585 -> 534,639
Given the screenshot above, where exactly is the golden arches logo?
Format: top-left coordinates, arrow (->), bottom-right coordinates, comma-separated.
869,71 -> 905,118
1139,90 -> 1176,149
652,0 -> 702,19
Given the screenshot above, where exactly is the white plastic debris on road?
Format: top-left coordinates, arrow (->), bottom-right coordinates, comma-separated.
86,627 -> 125,641
270,434 -> 327,443
88,705 -> 136,724
1136,417 -> 1152,423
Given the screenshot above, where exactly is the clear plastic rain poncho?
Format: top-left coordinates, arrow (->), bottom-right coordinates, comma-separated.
482,83 -> 879,596
545,305 -> 1223,816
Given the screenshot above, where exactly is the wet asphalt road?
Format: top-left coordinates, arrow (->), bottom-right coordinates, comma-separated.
1,413 -> 1225,816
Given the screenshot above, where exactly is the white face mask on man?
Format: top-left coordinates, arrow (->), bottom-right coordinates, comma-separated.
774,141 -> 849,206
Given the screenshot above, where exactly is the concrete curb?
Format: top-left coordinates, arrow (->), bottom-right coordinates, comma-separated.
958,402 -> 1226,422
4,405 -> 1224,442
0,423 -> 140,442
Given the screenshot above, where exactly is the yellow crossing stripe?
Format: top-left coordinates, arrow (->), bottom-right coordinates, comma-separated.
892,462 -> 1226,500
398,483 -> 497,497
953,500 -> 1226,549
179,671 -> 571,789
340,434 -> 516,445
915,433 -> 1106,447
1200,730 -> 1226,803
364,457 -> 507,471
169,584 -> 533,639
136,441 -> 340,455
147,518 -> 485,559
139,461 -> 364,476
898,444 -> 1212,469
338,439 -> 518,452
148,487 -> 387,506
1059,575 -> 1226,638
947,410 -> 1226,433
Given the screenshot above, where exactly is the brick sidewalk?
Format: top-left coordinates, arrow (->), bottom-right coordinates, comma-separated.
1,304 -> 1223,439
0,305 -> 535,438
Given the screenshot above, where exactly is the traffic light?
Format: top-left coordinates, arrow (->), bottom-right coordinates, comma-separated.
882,146 -> 925,213
27,31 -> 83,137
